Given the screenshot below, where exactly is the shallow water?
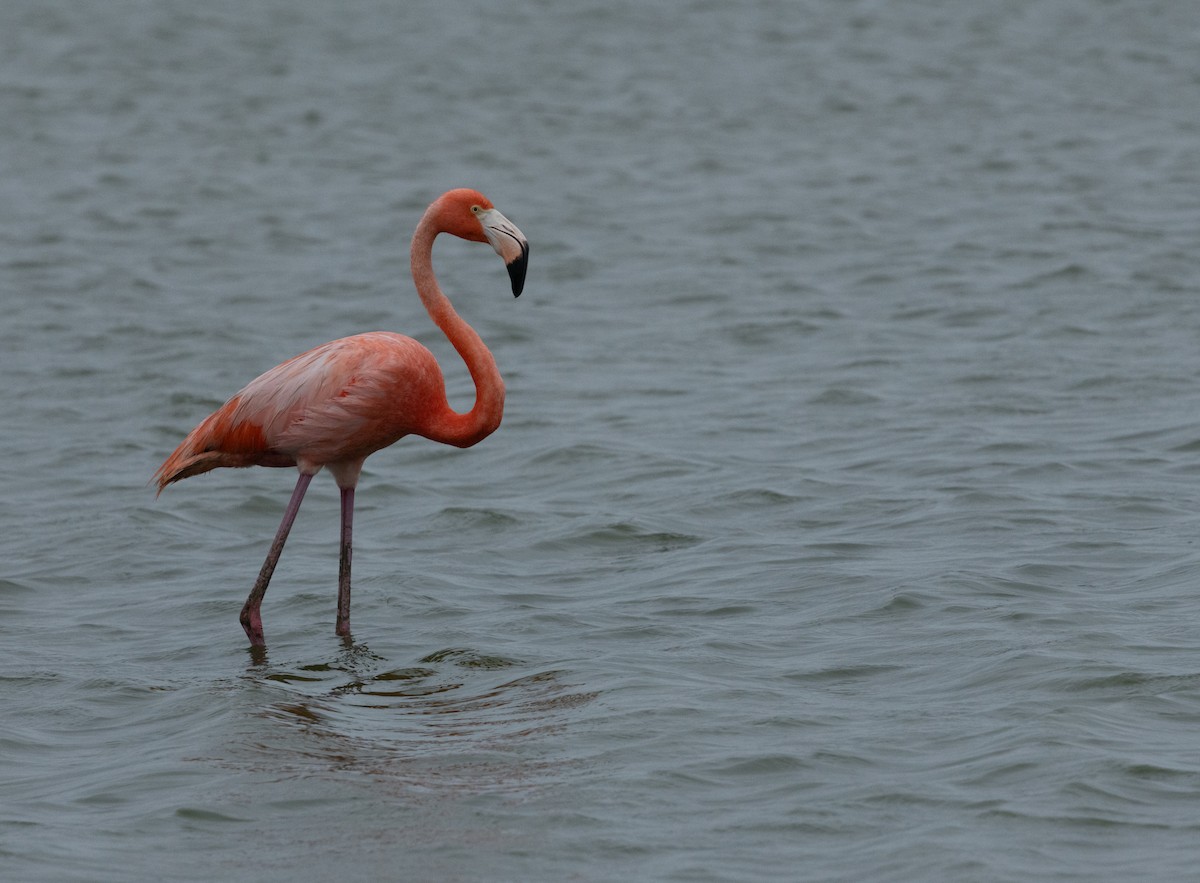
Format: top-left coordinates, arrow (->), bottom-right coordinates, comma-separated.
4,1 -> 1200,880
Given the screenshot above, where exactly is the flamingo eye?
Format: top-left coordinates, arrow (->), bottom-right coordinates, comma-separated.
471,205 -> 482,214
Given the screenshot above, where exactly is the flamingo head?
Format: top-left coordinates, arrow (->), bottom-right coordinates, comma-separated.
437,188 -> 529,297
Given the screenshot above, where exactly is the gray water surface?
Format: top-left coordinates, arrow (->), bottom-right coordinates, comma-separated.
4,2 -> 1200,880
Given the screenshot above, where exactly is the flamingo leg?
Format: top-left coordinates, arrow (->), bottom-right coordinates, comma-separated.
336,486 -> 354,638
240,471 -> 314,646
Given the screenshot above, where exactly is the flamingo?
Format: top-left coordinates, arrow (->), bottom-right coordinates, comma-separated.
154,188 -> 528,647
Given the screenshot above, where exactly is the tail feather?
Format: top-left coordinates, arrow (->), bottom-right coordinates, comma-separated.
153,448 -> 230,495
153,396 -> 277,495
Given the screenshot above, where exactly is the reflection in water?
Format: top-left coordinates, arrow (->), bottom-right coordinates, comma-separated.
232,642 -> 598,794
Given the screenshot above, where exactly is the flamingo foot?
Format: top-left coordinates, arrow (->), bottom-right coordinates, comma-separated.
240,602 -> 266,647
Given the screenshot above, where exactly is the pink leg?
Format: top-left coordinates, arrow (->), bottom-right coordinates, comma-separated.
240,471 -> 314,646
336,486 -> 354,638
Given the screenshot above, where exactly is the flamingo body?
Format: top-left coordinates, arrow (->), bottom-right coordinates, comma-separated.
155,331 -> 474,486
154,189 -> 528,646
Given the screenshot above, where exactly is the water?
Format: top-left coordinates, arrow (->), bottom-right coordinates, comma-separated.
3,1 -> 1200,879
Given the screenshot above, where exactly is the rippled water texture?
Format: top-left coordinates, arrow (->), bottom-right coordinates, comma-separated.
3,1 -> 1200,880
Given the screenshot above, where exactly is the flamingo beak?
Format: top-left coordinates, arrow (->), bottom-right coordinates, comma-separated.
480,209 -> 529,297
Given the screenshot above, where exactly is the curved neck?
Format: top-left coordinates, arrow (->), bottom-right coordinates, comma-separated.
410,212 -> 505,448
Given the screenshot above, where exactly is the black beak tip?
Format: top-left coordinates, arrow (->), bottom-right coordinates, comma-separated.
507,244 -> 529,298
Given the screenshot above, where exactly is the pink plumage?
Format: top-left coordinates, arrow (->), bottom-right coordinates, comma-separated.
154,189 -> 529,646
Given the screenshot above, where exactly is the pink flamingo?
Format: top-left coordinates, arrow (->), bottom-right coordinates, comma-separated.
154,188 -> 528,646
